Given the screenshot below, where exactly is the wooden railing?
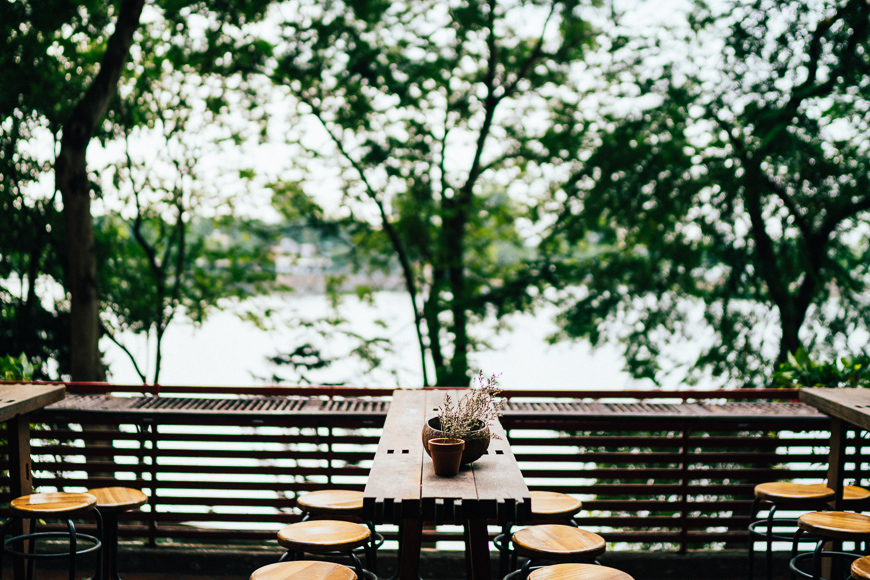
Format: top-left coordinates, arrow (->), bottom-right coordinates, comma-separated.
1,383 -> 859,553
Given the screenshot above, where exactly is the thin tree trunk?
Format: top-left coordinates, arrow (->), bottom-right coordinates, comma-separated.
55,0 -> 145,381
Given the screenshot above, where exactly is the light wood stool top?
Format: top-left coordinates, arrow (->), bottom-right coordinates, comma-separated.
512,524 -> 606,562
10,492 -> 97,516
86,487 -> 148,513
754,482 -> 835,502
852,555 -> 870,580
531,492 -> 583,517
298,490 -> 364,515
529,563 -> 634,580
844,485 -> 870,503
278,520 -> 371,553
798,511 -> 870,540
251,561 -> 358,580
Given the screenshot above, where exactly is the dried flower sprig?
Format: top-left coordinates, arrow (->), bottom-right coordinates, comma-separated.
437,370 -> 505,441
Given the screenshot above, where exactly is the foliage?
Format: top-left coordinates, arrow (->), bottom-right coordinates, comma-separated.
95,52 -> 277,384
545,0 -> 870,388
437,370 -> 504,440
1,1 -> 279,381
0,353 -> 35,381
772,348 -> 870,389
259,293 -> 401,386
0,0 -> 113,378
263,0 -> 601,385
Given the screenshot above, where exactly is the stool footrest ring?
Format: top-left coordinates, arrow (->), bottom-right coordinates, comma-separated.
4,530 -> 101,559
790,550 -> 863,580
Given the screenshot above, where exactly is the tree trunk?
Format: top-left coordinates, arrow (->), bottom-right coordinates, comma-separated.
55,0 -> 145,381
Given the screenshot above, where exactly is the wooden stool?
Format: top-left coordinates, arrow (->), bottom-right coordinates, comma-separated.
251,560 -> 358,580
846,486 -> 870,508
505,524 -> 606,580
297,490 -> 383,574
87,487 -> 148,580
0,492 -> 102,580
790,511 -> 870,580
749,482 -> 836,580
277,520 -> 375,580
528,563 -> 634,580
298,490 -> 365,516
851,554 -> 870,580
495,492 -> 583,578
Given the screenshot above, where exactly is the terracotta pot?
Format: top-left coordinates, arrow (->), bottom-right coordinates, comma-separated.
422,417 -> 491,464
428,438 -> 465,477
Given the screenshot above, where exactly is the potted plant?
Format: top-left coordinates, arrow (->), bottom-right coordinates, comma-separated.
422,370 -> 504,465
427,437 -> 466,476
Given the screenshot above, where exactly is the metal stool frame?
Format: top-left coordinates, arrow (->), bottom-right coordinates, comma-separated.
749,496 -> 831,580
790,528 -> 865,580
0,510 -> 103,580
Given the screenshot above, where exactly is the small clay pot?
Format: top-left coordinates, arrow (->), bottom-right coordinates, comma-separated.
422,417 -> 491,464
428,438 -> 465,477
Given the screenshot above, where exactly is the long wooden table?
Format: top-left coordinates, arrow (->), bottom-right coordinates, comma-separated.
364,389 -> 531,580
799,387 -> 870,508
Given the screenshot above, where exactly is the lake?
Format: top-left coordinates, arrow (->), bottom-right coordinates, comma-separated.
102,291 -> 647,390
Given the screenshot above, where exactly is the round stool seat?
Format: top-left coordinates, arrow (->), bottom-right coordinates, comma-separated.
298,490 -> 364,515
755,482 -> 835,503
512,524 -> 606,562
852,555 -> 870,580
798,511 -> 870,540
278,520 -> 371,554
87,487 -> 148,513
10,492 -> 97,516
844,485 -> 870,504
530,492 -> 582,518
529,563 -> 633,580
251,561 -> 358,580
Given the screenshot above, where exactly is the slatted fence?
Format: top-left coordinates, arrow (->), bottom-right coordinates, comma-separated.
0,385 -> 858,553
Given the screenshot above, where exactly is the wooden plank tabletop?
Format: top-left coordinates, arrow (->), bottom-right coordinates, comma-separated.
364,389 -> 530,525
0,383 -> 66,423
470,410 -> 531,523
421,390 -> 481,523
800,388 -> 870,431
363,390 -> 427,524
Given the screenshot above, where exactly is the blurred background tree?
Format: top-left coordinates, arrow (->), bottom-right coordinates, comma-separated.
262,0 -> 602,385
3,0 -> 869,388
1,0 -> 277,381
544,0 -> 870,388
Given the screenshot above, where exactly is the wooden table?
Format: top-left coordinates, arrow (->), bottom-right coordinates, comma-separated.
364,390 -> 531,580
799,387 -> 870,508
0,382 -> 66,580
0,383 -> 66,499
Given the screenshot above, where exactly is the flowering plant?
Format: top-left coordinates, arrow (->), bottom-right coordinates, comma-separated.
437,370 -> 505,441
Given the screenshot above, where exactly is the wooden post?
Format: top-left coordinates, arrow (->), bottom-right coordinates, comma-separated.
8,415 -> 32,580
827,418 -> 847,509
464,518 -> 489,580
823,418 -> 848,579
399,518 -> 423,580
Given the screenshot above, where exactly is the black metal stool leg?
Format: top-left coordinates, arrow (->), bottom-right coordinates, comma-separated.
496,521 -> 513,579
101,512 -> 120,580
65,518 -> 77,580
765,504 -> 778,580
26,517 -> 37,580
